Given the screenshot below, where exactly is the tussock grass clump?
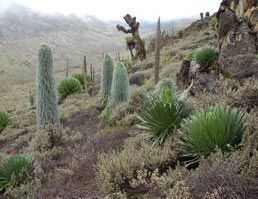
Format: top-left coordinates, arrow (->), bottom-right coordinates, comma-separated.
72,74 -> 89,89
179,106 -> 245,165
0,155 -> 34,194
0,111 -> 11,133
58,78 -> 82,101
193,45 -> 218,72
96,136 -> 177,197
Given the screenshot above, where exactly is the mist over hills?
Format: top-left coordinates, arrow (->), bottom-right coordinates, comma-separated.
0,3 -> 194,91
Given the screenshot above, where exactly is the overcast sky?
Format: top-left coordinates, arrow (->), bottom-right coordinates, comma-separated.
0,0 -> 221,21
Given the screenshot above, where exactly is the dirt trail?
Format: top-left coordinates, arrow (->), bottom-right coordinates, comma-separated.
36,108 -> 132,199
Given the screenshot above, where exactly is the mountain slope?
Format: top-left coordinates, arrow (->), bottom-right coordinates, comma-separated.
0,4 -> 126,87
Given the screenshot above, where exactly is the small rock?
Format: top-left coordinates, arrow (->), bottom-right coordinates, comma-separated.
129,72 -> 145,86
191,72 -> 219,94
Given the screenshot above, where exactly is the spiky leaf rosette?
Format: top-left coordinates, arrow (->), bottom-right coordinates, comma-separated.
37,45 -> 60,130
58,78 -> 82,101
179,106 -> 245,165
193,45 -> 217,72
109,62 -> 130,107
138,93 -> 191,146
100,54 -> 114,100
72,74 -> 88,89
154,78 -> 177,105
210,17 -> 218,31
0,111 -> 11,133
0,155 -> 34,193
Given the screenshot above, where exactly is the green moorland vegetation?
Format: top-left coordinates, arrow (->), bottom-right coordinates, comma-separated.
0,4 -> 258,199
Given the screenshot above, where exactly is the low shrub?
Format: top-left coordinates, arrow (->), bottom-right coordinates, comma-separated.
130,165 -> 190,198
192,77 -> 258,112
226,77 -> 258,112
58,78 -> 82,101
0,111 -> 12,133
30,125 -> 64,162
179,106 -> 245,165
166,182 -> 191,199
31,125 -> 63,153
185,151 -> 258,199
0,155 -> 34,194
96,136 -> 178,197
109,86 -> 147,126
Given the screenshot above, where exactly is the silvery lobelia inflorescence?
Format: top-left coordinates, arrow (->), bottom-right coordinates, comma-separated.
109,62 -> 130,107
37,45 -> 60,130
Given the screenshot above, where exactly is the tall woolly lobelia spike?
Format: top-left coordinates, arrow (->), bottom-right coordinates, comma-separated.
100,54 -> 114,99
109,62 -> 130,107
37,44 -> 60,130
